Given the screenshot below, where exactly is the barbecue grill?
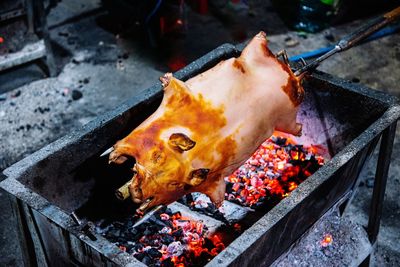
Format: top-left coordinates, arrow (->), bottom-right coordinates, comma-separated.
1,43 -> 399,266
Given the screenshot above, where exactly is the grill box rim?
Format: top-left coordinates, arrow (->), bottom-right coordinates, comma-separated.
1,43 -> 399,267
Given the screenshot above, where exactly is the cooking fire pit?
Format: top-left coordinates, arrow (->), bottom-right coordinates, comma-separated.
1,43 -> 399,267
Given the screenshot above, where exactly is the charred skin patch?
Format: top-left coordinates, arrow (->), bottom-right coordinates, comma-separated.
279,63 -> 304,107
233,59 -> 246,74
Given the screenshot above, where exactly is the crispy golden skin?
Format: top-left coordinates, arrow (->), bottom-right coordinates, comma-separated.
109,32 -> 304,210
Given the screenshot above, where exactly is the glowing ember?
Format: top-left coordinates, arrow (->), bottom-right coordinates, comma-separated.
109,208 -> 225,266
225,135 -> 325,209
320,233 -> 333,247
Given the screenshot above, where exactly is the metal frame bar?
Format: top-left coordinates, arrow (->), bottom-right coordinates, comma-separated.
0,40 -> 46,72
0,0 -> 56,77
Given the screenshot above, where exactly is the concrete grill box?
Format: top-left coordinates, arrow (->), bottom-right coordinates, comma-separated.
1,43 -> 399,267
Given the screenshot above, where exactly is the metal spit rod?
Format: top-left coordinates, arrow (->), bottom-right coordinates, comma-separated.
132,205 -> 164,229
294,6 -> 400,77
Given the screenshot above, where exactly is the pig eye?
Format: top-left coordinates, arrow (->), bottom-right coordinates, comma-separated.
168,181 -> 183,189
184,184 -> 192,191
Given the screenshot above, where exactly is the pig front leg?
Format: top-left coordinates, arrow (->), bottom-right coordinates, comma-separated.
275,110 -> 302,137
200,176 -> 226,208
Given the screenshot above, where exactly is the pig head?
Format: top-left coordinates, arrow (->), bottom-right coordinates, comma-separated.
109,31 -> 304,211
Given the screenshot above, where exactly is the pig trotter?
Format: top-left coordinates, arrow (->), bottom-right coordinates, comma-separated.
294,123 -> 302,136
160,73 -> 173,88
276,50 -> 289,65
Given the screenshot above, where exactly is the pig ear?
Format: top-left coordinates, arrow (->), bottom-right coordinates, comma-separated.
168,133 -> 196,152
188,168 -> 210,186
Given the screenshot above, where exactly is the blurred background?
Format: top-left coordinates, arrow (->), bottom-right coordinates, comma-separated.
0,0 -> 399,92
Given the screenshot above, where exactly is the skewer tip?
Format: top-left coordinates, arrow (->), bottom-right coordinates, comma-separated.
100,147 -> 114,157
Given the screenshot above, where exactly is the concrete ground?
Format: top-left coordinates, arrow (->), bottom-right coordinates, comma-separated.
0,0 -> 399,266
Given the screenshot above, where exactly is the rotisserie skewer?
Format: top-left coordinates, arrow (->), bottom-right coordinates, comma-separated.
294,6 -> 400,76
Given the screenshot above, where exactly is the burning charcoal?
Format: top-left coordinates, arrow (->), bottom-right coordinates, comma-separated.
161,234 -> 175,244
274,137 -> 287,146
150,217 -> 168,228
172,228 -> 183,237
108,228 -> 120,237
161,258 -> 174,267
142,255 -> 152,265
165,208 -> 173,214
126,220 -> 133,228
226,182 -> 233,192
164,219 -> 173,228
147,247 -> 162,258
149,224 -> 160,232
224,134 -> 325,210
135,252 -> 145,261
143,228 -> 152,236
126,247 -> 134,254
129,227 -> 138,235
160,213 -> 170,221
134,243 -> 144,251
167,241 -> 184,257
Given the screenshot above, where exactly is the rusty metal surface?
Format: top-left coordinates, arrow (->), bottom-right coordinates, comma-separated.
0,43 -> 399,266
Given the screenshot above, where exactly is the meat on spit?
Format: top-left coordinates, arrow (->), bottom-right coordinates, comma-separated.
108,32 -> 304,211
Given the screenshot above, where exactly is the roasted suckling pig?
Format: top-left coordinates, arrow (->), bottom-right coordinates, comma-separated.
109,32 -> 304,211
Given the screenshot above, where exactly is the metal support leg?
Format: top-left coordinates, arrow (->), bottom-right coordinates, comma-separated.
25,0 -> 35,33
35,0 -> 57,77
367,122 -> 397,243
363,122 -> 397,266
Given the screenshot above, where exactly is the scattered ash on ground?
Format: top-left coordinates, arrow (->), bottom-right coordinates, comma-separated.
272,209 -> 371,266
